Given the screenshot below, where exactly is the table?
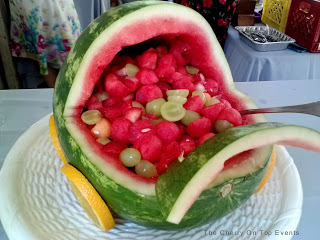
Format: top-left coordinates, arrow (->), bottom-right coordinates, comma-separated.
1,80 -> 320,239
224,26 -> 320,82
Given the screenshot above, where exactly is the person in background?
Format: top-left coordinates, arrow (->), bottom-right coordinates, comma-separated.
9,0 -> 81,87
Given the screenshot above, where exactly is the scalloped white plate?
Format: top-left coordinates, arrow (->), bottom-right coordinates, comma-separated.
0,115 -> 302,240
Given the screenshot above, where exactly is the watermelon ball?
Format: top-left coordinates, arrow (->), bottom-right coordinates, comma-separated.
183,95 -> 204,114
186,117 -> 212,138
134,134 -> 163,162
129,119 -> 156,144
110,117 -> 133,143
142,113 -> 159,120
138,49 -> 158,70
102,96 -> 122,107
156,45 -> 168,57
87,95 -> 99,106
197,132 -> 215,146
156,121 -> 181,142
156,82 -> 172,98
123,77 -> 140,93
158,53 -> 177,69
171,72 -> 185,82
121,100 -> 133,114
202,103 -> 224,123
219,98 -> 232,108
217,108 -> 242,127
155,65 -> 176,78
172,77 -> 195,93
203,78 -> 219,97
156,141 -> 182,175
87,101 -> 103,111
136,69 -> 159,85
135,84 -> 163,104
179,135 -> 196,157
176,66 -> 188,75
104,73 -> 129,97
123,107 -> 143,123
102,106 -> 122,119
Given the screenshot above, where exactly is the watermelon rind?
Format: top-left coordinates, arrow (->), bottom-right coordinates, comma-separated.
156,123 -> 320,224
53,1 -> 277,230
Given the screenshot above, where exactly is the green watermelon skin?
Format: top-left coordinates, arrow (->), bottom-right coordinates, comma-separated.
53,1 -> 272,230
69,146 -> 269,230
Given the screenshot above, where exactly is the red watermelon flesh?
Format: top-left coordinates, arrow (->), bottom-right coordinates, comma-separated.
67,11 -> 264,186
78,40 -> 256,177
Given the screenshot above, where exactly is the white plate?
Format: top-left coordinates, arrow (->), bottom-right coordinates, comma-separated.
0,115 -> 303,240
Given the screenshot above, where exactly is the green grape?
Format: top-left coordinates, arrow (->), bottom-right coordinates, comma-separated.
185,65 -> 199,75
132,101 -> 146,113
81,110 -> 102,125
94,91 -> 109,101
149,117 -> 165,125
160,102 -> 186,122
166,89 -> 189,97
120,148 -> 141,167
192,91 -> 206,103
181,110 -> 201,126
205,97 -> 220,107
135,160 -> 157,177
215,120 -> 234,133
167,95 -> 187,104
146,98 -> 166,116
125,63 -> 140,77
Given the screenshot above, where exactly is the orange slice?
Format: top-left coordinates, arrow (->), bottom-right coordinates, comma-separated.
61,163 -> 115,231
255,145 -> 277,193
49,115 -> 67,163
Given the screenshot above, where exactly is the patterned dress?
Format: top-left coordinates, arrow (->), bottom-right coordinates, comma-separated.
9,0 -> 81,75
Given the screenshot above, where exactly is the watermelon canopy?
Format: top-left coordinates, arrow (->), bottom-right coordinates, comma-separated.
54,1 -> 260,195
53,1 -> 274,229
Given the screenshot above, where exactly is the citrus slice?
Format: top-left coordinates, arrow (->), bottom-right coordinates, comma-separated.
255,145 -> 277,193
49,114 -> 67,163
61,163 -> 115,231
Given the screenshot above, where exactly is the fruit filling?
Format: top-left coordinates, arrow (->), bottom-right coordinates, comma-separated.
81,39 -> 243,177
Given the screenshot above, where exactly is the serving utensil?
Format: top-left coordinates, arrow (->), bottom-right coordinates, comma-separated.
239,101 -> 320,117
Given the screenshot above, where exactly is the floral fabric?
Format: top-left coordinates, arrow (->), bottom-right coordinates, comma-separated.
9,0 -> 81,75
174,0 -> 239,47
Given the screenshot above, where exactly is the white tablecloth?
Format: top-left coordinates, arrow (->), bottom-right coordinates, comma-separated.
224,26 -> 320,82
1,80 -> 320,239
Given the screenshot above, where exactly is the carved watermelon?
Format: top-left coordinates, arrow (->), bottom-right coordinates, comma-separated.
53,1 -> 320,230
